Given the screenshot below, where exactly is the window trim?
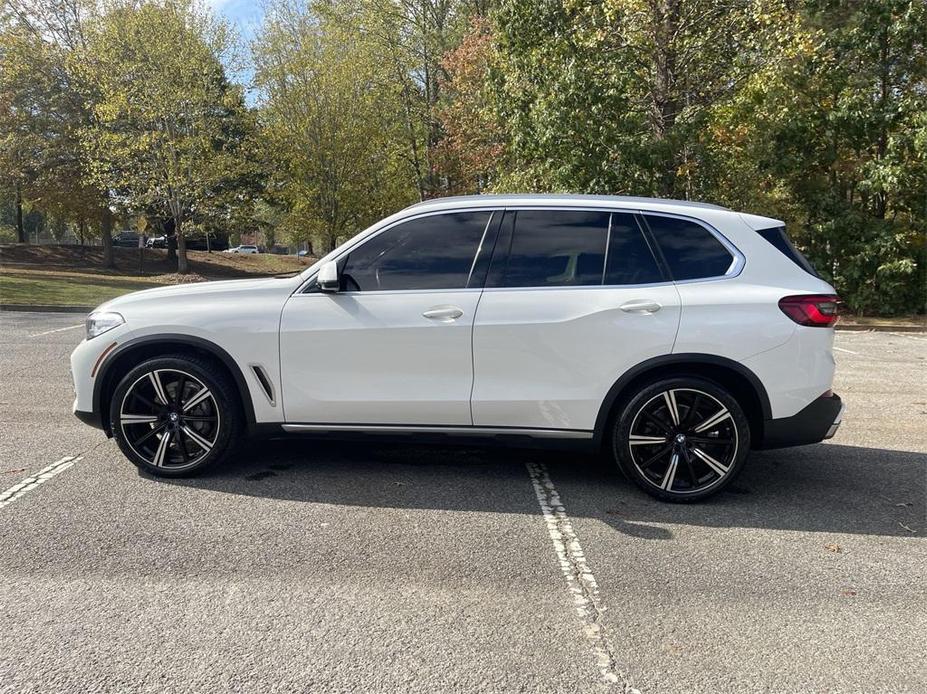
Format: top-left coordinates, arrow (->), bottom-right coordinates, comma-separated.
638,211 -> 745,284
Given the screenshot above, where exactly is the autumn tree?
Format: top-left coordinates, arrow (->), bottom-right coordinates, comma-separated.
75,0 -> 253,273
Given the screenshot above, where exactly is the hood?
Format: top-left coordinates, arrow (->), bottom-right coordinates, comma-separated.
94,275 -> 300,314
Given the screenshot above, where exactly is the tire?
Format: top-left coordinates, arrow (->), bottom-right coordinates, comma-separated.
109,354 -> 241,477
611,377 -> 751,502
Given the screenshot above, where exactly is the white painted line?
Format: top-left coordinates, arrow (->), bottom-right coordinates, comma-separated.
29,323 -> 84,337
890,332 -> 926,342
833,346 -> 859,355
0,456 -> 81,509
525,461 -> 638,692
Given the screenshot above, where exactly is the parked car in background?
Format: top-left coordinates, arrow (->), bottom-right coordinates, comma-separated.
225,245 -> 259,254
71,194 -> 843,502
112,231 -> 141,248
146,235 -> 167,249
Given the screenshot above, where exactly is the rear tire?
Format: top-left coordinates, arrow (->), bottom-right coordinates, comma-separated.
612,377 -> 750,502
109,354 -> 241,477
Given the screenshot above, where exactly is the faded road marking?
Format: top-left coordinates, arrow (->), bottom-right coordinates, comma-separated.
833,346 -> 859,355
525,461 -> 639,692
0,456 -> 80,509
29,324 -> 84,337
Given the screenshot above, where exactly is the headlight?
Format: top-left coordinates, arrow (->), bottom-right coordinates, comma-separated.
86,311 -> 125,339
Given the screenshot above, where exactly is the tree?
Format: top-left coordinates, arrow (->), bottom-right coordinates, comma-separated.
75,0 -> 252,273
254,0 -> 416,253
0,0 -> 115,264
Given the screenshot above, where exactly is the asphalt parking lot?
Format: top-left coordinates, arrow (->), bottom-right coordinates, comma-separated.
1,310 -> 925,693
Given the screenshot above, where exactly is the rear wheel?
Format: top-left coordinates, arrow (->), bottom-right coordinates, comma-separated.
612,377 -> 751,502
109,355 -> 240,476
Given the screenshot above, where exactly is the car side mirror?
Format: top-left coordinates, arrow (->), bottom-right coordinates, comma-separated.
317,260 -> 340,292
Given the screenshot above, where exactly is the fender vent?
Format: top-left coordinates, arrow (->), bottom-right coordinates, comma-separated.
250,364 -> 275,406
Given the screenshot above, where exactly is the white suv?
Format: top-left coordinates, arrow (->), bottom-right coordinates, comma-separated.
71,195 -> 843,501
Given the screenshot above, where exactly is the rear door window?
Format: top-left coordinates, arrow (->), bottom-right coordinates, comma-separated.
643,214 -> 735,281
605,214 -> 664,285
501,210 -> 610,287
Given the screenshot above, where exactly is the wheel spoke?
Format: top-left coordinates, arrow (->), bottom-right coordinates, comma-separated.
149,371 -> 169,405
134,421 -> 168,446
638,444 -> 673,470
680,446 -> 699,487
629,434 -> 667,446
121,414 -> 159,424
173,374 -> 186,408
176,429 -> 190,464
641,409 -> 673,435
688,435 -> 733,446
693,408 -> 730,433
181,425 -> 214,452
152,430 -> 172,467
680,394 -> 702,429
691,447 -> 730,477
182,415 -> 218,423
663,390 -> 681,426
182,386 -> 211,412
661,452 -> 679,491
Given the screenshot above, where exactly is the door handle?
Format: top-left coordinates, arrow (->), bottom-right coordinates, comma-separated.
422,306 -> 464,322
619,299 -> 662,314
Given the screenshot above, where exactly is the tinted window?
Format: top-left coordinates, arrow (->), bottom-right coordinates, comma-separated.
644,215 -> 734,280
756,225 -> 819,278
503,210 -> 609,287
341,212 -> 491,291
605,214 -> 664,285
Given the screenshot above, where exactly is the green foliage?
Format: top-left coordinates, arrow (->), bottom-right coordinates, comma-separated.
73,0 -> 256,271
449,0 -> 926,315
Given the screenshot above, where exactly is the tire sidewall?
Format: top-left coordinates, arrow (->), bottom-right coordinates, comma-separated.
612,376 -> 751,502
109,355 -> 238,477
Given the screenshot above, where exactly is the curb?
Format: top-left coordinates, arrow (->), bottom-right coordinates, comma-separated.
1,304 -> 93,314
836,324 -> 926,333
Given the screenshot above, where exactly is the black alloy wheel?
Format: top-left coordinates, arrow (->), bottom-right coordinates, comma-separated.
110,355 -> 239,476
613,377 -> 751,502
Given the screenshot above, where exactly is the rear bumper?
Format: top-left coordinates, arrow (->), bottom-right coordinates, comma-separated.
757,393 -> 844,449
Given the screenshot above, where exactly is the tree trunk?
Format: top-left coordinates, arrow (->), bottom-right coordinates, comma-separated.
15,183 -> 25,243
163,217 -> 177,262
101,207 -> 115,269
176,223 -> 189,274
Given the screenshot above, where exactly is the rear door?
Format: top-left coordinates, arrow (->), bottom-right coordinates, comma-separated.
471,208 -> 681,431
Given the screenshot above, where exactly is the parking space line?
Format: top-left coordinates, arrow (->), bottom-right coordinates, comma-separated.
0,456 -> 81,509
525,461 -> 637,692
833,346 -> 859,355
29,324 -> 84,337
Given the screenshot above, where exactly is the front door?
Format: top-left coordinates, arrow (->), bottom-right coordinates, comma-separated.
279,210 -> 497,425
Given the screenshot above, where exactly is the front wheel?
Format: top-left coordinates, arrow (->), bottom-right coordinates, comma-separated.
109,355 -> 240,476
612,377 -> 751,502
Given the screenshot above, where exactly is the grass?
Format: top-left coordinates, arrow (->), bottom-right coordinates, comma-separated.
0,244 -> 316,307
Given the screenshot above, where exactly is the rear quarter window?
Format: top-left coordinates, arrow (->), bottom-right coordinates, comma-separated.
756,225 -> 820,278
643,214 -> 735,281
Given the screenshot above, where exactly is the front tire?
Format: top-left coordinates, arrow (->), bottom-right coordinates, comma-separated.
612,377 -> 751,502
109,355 -> 240,477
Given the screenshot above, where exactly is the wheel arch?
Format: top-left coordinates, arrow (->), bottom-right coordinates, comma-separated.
93,334 -> 256,435
593,354 -> 771,448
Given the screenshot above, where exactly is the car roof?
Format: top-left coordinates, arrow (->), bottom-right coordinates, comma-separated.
404,194 -> 729,214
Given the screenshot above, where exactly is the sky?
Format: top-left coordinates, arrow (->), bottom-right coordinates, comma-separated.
207,0 -> 266,102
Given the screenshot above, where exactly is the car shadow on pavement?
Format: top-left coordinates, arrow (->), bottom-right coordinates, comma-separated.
160,439 -> 926,540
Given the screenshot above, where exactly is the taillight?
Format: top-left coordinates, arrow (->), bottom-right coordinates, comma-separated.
778,294 -> 840,327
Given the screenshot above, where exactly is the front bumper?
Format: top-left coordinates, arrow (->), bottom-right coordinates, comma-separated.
757,393 -> 844,449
